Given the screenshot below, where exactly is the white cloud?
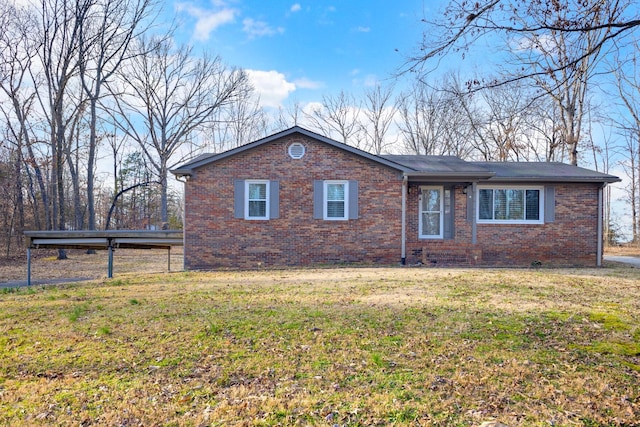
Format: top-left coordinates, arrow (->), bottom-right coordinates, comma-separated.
243,18 -> 285,39
290,3 -> 301,12
293,77 -> 324,90
356,26 -> 370,33
246,70 -> 296,108
175,2 -> 238,41
301,101 -> 324,115
511,34 -> 556,54
363,74 -> 378,87
351,73 -> 379,88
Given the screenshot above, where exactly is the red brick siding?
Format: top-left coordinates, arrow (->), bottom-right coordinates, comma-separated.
404,183 -> 602,267
184,135 -> 404,269
184,136 -> 603,269
476,183 -> 600,266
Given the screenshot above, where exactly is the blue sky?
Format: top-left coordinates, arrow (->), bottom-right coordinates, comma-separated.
171,0 -> 436,108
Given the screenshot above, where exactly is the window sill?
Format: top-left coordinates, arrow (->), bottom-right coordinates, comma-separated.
477,221 -> 544,225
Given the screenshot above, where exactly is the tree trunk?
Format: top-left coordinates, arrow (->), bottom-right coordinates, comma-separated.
25,141 -> 50,229
14,148 -> 25,246
55,113 -> 67,260
87,97 -> 98,231
160,162 -> 168,223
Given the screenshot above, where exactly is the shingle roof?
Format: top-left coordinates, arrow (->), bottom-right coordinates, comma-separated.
469,161 -> 620,183
381,155 -> 494,180
382,155 -> 619,183
171,126 -> 620,184
170,126 -> 413,176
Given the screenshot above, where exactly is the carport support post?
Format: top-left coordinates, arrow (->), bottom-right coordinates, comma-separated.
168,247 -> 171,272
108,243 -> 113,278
27,247 -> 31,286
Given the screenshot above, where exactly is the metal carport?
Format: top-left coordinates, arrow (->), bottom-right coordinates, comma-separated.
24,230 -> 183,286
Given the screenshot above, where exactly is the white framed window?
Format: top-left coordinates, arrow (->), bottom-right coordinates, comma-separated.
245,180 -> 269,220
324,180 -> 349,220
477,186 -> 544,224
419,186 -> 443,238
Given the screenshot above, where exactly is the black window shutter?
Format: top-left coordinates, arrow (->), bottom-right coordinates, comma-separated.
466,186 -> 473,223
234,180 -> 244,218
545,186 -> 555,223
269,180 -> 279,219
444,189 -> 454,239
348,180 -> 359,219
313,180 -> 323,219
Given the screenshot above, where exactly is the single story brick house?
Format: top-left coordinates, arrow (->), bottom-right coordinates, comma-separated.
171,126 -> 619,269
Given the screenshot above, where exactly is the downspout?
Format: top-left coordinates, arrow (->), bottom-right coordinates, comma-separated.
401,175 -> 408,265
597,184 -> 604,267
175,174 -> 190,270
471,182 -> 477,245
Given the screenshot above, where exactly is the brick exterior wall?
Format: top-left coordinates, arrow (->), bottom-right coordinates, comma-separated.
183,134 -> 405,269
404,183 -> 602,267
182,133 -> 604,269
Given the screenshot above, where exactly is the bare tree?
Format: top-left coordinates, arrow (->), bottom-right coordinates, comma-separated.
514,19 -> 609,164
306,91 -> 365,148
408,0 -> 634,165
619,131 -> 639,242
273,100 -> 303,130
362,84 -> 397,155
109,36 -> 251,222
407,0 -> 639,82
33,0 -> 96,257
0,2 -> 47,239
476,82 -> 536,161
397,83 -> 446,155
612,42 -> 640,243
78,0 -> 157,232
205,90 -> 268,153
525,96 -> 566,162
398,76 -> 474,157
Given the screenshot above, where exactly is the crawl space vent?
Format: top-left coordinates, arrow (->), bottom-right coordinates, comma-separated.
288,143 -> 306,159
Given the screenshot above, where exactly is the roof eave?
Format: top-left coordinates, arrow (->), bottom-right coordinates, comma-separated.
404,171 -> 495,181
170,168 -> 191,177
170,126 -> 414,175
486,176 -> 621,184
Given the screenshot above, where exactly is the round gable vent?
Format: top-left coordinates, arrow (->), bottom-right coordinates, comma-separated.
288,142 -> 306,159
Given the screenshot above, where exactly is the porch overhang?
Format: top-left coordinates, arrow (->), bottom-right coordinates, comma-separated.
403,171 -> 495,183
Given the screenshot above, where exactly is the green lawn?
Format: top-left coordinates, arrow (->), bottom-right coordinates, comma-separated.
1,267 -> 639,426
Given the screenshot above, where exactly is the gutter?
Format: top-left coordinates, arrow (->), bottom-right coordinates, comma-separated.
484,177 -> 620,184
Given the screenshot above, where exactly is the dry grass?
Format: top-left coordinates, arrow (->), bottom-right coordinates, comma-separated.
0,248 -> 184,284
606,245 -> 640,258
1,265 -> 639,426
